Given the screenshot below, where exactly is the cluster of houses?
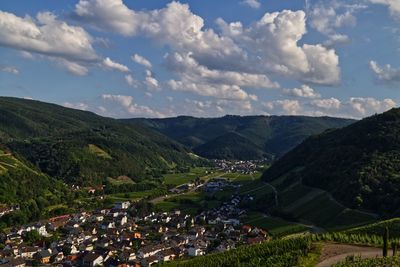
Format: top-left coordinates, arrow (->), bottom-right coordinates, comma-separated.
0,199 -> 268,267
0,205 -> 20,218
168,179 -> 203,194
213,160 -> 266,174
203,177 -> 240,193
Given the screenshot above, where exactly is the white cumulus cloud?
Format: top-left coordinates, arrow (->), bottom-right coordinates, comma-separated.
63,102 -> 89,111
102,57 -> 130,72
1,66 -> 19,74
241,0 -> 261,9
263,100 -> 302,115
124,74 -> 139,88
73,0 -> 340,95
370,0 -> 400,18
132,54 -> 152,68
283,85 -> 321,98
369,60 -> 400,82
101,94 -> 166,118
348,97 -> 396,116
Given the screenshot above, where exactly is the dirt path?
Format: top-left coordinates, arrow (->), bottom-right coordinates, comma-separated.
316,243 -> 381,267
264,182 -> 278,206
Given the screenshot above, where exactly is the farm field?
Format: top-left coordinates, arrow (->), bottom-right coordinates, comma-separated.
243,212 -> 310,237
221,171 -> 262,182
163,167 -> 212,185
107,188 -> 167,202
107,176 -> 136,185
155,191 -> 220,215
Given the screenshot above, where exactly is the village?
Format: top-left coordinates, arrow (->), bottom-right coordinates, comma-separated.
0,193 -> 268,267
213,159 -> 268,175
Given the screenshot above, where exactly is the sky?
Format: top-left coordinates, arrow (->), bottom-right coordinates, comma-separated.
0,0 -> 400,119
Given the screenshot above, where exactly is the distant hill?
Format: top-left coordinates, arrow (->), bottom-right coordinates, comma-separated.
262,108 -> 400,216
0,97 -> 199,186
126,115 -> 355,160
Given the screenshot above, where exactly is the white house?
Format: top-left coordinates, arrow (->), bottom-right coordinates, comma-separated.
188,246 -> 204,257
114,201 -> 130,210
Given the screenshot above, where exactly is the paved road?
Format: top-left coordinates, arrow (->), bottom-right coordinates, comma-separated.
150,184 -> 202,204
316,243 -> 382,267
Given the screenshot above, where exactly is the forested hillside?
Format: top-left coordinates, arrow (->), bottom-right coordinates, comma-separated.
127,115 -> 354,160
263,108 -> 400,215
0,97 -> 199,185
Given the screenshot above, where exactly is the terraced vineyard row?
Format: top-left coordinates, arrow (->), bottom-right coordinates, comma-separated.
163,237 -> 313,267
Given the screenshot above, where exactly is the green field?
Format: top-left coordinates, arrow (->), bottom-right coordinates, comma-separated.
87,144 -> 112,159
108,188 -> 166,201
163,167 -> 211,185
107,176 -> 135,185
155,192 -> 220,215
221,172 -> 261,182
243,212 -> 310,236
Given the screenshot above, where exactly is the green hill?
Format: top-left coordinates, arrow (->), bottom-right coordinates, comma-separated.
126,115 -> 354,160
0,97 -> 200,185
0,146 -> 64,203
263,108 -> 400,216
0,145 -> 71,226
193,131 -> 271,160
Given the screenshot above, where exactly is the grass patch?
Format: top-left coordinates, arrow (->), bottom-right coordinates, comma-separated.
297,243 -> 322,267
164,167 -> 210,185
87,144 -> 112,159
107,176 -> 135,185
109,189 -> 163,201
155,192 -> 221,215
243,212 -> 310,236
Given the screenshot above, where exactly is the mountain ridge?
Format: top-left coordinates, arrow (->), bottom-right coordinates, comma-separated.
126,115 -> 355,160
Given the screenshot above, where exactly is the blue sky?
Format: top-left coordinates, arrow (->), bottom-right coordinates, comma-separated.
0,0 -> 399,118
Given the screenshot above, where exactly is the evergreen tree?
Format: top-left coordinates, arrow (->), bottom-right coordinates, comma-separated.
383,227 -> 389,257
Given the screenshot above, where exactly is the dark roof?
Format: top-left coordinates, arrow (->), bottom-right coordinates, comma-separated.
83,252 -> 102,262
104,257 -> 124,267
35,250 -> 52,258
0,257 -> 26,267
20,246 -> 39,253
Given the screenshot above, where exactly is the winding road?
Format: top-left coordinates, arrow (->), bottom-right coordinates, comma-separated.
316,243 -> 382,267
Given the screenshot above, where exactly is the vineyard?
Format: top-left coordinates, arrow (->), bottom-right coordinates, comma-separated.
163,238 -> 313,267
343,218 -> 400,238
310,232 -> 397,247
160,219 -> 400,267
333,255 -> 400,267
